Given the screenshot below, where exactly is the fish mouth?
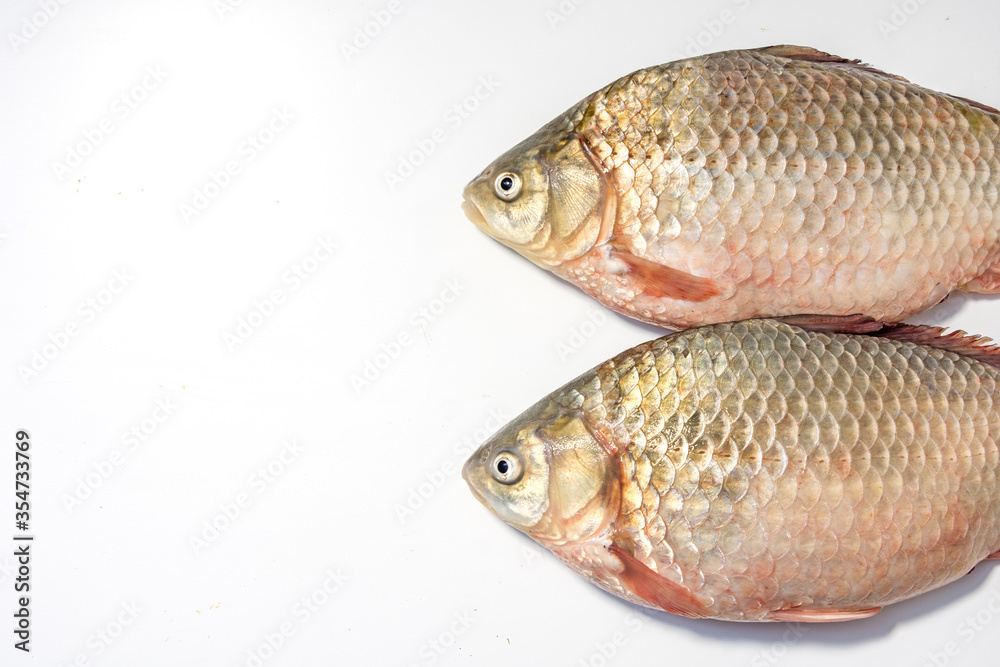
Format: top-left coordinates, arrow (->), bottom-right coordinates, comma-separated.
461,457 -> 487,505
461,191 -> 489,232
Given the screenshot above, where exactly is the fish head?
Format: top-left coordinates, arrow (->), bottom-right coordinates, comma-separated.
462,411 -> 618,548
462,128 -> 616,268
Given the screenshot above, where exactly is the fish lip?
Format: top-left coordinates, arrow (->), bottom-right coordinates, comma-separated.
461,190 -> 489,232
461,457 -> 487,505
461,456 -> 472,484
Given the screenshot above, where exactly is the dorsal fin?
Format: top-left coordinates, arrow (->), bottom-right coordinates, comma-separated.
952,95 -> 1000,116
759,45 -> 1000,115
760,45 -> 860,65
773,313 -> 885,334
759,45 -> 911,83
874,324 -> 1000,370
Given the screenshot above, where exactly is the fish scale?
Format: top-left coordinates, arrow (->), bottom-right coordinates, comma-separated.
464,320 -> 1000,620
464,47 -> 1000,327
624,323 -> 997,616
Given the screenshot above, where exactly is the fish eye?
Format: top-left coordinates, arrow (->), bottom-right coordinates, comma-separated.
493,172 -> 522,201
491,451 -> 523,484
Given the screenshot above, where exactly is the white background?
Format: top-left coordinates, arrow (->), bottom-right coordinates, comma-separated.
2,1 -> 999,665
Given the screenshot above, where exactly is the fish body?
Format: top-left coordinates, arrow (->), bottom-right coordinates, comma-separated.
463,46 -> 1000,328
462,320 -> 1000,621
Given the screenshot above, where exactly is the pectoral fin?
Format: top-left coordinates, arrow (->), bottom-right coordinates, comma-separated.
608,545 -> 710,619
768,606 -> 882,623
610,251 -> 719,302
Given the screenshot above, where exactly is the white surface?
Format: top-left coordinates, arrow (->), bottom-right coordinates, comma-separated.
2,1 -> 1000,665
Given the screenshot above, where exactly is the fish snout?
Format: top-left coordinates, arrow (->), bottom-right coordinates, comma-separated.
461,453 -> 487,505
461,188 -> 488,231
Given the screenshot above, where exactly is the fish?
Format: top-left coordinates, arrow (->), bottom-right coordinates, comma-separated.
462,319 -> 1000,621
462,46 -> 1000,329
